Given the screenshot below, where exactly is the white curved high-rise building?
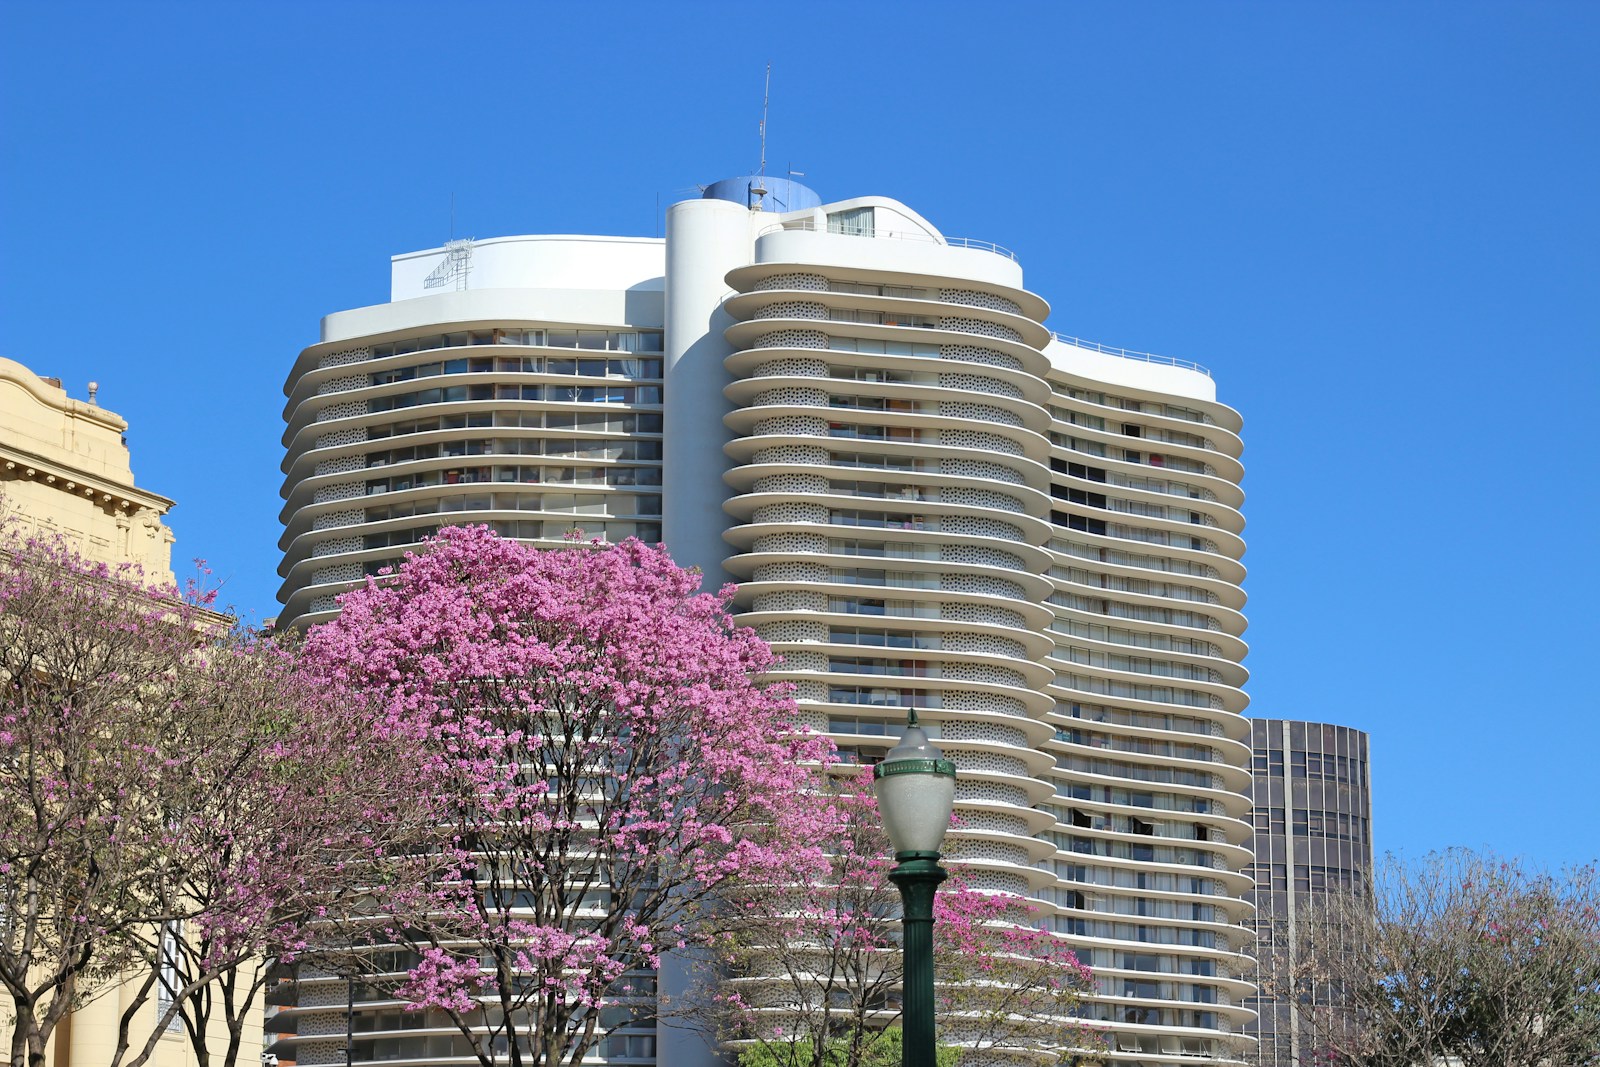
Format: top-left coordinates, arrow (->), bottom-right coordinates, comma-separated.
275,179 -> 1254,1067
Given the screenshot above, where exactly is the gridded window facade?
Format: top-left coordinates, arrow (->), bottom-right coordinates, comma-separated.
1242,720 -> 1373,1066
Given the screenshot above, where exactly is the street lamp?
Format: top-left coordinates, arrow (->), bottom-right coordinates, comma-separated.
873,709 -> 957,1067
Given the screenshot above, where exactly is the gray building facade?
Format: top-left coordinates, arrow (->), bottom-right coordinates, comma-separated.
1242,720 -> 1373,1066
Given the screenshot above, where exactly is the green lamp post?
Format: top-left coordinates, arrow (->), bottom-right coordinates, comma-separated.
873,709 -> 957,1067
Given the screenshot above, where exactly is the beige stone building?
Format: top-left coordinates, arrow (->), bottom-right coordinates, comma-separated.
0,355 -> 261,1067
0,356 -> 175,584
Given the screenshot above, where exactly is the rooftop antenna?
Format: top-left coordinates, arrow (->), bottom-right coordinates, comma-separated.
751,63 -> 771,210
426,194 -> 474,291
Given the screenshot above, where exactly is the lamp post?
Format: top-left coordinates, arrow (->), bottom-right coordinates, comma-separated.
873,709 -> 957,1067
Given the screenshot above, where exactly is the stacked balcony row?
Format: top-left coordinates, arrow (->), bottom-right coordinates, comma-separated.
720,267 -> 1059,902
277,330 -> 666,629
716,264 -> 1257,1063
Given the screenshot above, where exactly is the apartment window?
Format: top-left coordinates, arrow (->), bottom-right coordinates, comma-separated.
157,922 -> 182,1030
827,207 -> 874,237
1058,512 -> 1107,536
828,716 -> 891,736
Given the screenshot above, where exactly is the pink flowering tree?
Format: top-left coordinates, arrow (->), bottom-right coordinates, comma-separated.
702,774 -> 1100,1067
109,636 -> 443,1067
299,526 -> 831,1067
0,534 -> 201,1067
0,533 -> 436,1067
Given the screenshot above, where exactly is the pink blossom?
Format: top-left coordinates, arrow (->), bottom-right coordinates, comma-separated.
299,526 -> 830,1067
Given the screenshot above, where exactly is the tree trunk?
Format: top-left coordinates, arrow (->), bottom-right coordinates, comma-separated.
10,996 -> 35,1067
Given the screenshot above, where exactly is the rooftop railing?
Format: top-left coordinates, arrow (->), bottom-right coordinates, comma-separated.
1051,333 -> 1211,378
757,218 -> 1018,261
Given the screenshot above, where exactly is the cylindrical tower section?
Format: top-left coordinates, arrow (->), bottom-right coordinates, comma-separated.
1242,719 -> 1373,1067
662,198 -> 755,585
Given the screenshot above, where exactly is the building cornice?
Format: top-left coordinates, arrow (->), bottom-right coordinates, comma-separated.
0,441 -> 174,516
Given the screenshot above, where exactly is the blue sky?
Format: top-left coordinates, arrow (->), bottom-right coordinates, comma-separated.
3,2 -> 1596,869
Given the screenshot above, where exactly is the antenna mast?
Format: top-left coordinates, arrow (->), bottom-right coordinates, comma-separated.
751,63 -> 771,210
758,62 -> 771,181
426,191 -> 473,291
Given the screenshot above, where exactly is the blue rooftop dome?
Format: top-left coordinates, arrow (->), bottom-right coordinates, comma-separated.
702,175 -> 821,214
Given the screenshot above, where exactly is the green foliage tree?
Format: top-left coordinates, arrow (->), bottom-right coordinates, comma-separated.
736,1027 -> 959,1067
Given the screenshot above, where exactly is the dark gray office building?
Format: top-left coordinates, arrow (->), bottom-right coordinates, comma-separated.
1241,720 -> 1373,1066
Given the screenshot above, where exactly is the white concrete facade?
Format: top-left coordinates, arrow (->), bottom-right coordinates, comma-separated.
277,189 -> 1254,1067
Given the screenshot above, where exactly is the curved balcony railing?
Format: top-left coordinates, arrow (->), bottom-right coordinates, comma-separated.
1051,332 -> 1211,377
757,217 -> 1017,261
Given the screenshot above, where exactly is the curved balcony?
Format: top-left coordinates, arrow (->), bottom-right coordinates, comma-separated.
1049,569 -> 1248,627
282,415 -> 662,491
725,290 -> 1054,360
1048,384 -> 1244,442
1049,841 -> 1256,902
724,346 -> 1050,404
725,544 -> 1053,601
724,261 -> 1049,323
1050,473 -> 1246,538
1051,712 -> 1253,770
726,374 -> 1051,433
1048,427 -> 1246,487
281,475 -> 655,550
725,432 -> 1054,489
1043,525 -> 1247,595
284,393 -> 663,469
723,405 -> 1049,464
1053,636 -> 1248,695
1047,554 -> 1248,615
724,322 -> 1050,386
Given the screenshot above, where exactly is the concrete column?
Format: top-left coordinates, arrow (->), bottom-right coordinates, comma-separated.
658,197 -> 752,1067
661,198 -> 751,589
